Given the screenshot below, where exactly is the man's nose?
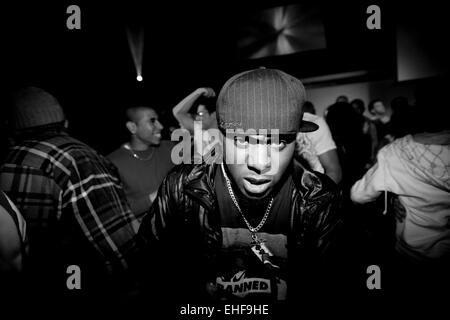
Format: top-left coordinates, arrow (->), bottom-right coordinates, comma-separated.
156,120 -> 164,130
247,144 -> 271,174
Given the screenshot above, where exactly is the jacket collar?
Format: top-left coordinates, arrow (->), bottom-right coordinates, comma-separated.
291,158 -> 323,194
183,163 -> 219,211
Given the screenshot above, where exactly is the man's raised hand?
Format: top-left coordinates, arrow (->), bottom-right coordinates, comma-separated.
197,87 -> 216,98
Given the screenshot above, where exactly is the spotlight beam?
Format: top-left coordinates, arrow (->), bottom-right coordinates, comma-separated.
126,25 -> 144,81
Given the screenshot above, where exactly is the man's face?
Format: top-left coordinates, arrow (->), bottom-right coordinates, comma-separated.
373,101 -> 386,115
224,133 -> 295,199
134,108 -> 163,146
195,104 -> 216,130
351,102 -> 364,115
336,96 -> 349,103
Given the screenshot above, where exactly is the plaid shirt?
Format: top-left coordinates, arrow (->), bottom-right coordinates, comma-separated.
0,131 -> 140,273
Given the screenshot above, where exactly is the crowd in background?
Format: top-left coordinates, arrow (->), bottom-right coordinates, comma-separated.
1,71 -> 449,311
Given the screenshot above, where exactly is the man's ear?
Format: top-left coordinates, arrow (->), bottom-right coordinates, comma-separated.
126,121 -> 137,134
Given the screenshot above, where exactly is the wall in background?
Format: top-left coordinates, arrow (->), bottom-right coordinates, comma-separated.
306,79 -> 417,116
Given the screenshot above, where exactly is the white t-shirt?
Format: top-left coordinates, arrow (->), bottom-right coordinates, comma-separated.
296,112 -> 337,173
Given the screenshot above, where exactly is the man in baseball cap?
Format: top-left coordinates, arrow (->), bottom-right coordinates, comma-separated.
138,68 -> 342,304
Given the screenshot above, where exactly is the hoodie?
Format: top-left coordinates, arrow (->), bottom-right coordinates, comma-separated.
351,134 -> 450,261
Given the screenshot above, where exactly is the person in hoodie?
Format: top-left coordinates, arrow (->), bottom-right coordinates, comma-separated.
351,76 -> 450,264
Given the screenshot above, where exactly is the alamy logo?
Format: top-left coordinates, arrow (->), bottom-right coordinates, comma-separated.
66,264 -> 81,290
366,265 -> 381,290
366,5 -> 381,30
66,5 -> 81,30
170,121 -> 281,171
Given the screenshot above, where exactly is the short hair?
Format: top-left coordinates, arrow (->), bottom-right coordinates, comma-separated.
336,95 -> 349,103
125,106 -> 156,123
302,101 -> 316,114
368,99 -> 382,113
350,99 -> 365,114
192,95 -> 216,114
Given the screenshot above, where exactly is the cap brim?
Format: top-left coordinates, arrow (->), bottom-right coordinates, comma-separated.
298,120 -> 319,133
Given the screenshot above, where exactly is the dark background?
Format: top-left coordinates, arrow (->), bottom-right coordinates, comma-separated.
1,0 -> 447,154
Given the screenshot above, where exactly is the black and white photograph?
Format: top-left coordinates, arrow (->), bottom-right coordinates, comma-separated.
1,0 -> 449,318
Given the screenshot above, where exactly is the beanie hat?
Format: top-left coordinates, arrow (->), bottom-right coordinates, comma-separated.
216,68 -> 318,134
11,87 -> 65,130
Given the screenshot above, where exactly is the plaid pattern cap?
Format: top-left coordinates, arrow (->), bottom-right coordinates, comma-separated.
216,68 -> 318,134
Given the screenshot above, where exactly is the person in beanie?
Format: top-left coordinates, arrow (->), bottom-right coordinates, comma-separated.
0,87 -> 140,304
138,68 -> 343,304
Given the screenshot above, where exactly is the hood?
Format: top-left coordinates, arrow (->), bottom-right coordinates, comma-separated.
393,134 -> 450,191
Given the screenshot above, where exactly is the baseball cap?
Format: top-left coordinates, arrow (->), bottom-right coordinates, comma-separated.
216,68 -> 318,135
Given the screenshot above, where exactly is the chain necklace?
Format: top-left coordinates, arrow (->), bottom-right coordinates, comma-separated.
220,163 -> 273,244
123,143 -> 155,161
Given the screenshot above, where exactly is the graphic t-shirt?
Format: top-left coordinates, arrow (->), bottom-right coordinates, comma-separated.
213,167 -> 293,300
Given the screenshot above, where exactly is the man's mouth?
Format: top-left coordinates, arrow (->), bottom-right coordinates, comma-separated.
154,133 -> 161,138
244,177 -> 271,185
242,176 -> 271,197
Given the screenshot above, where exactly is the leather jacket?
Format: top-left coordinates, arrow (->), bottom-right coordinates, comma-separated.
138,160 -> 343,299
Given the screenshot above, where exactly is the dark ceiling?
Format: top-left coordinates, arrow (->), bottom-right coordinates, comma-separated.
3,1 -> 397,93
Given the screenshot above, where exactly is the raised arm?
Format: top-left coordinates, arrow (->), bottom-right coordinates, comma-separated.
172,87 -> 215,132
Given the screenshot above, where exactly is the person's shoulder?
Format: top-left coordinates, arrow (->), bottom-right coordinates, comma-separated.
292,160 -> 339,200
53,138 -> 117,171
379,136 -> 410,157
159,140 -> 176,151
17,133 -> 73,152
157,140 -> 176,164
107,146 -> 128,161
303,112 -> 321,123
165,162 -> 211,180
4,134 -> 79,167
46,133 -> 87,150
312,171 -> 339,201
43,134 -> 99,159
314,116 -> 328,129
304,113 -> 328,134
160,163 -> 215,194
